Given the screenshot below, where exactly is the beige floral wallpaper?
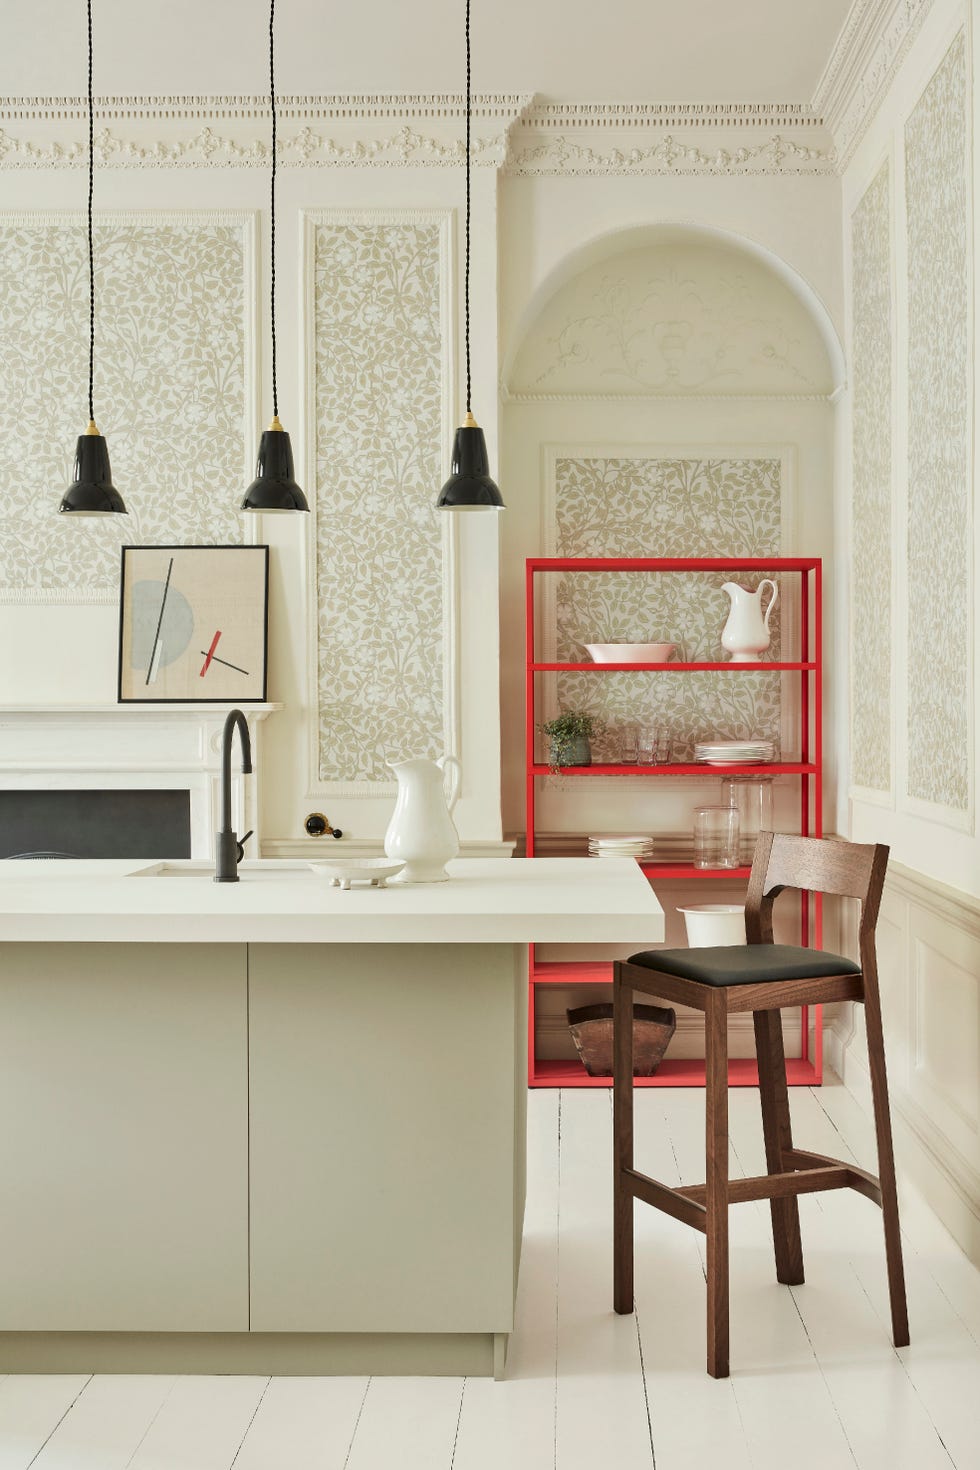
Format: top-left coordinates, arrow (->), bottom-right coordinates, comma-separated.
314,218 -> 446,784
552,457 -> 783,761
905,31 -> 969,813
850,163 -> 892,793
0,217 -> 249,597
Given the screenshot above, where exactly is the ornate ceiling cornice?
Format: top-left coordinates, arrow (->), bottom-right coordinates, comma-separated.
0,93 -> 836,175
812,0 -> 934,167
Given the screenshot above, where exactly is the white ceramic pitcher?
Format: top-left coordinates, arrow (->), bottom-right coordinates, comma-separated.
384,755 -> 462,883
720,579 -> 779,662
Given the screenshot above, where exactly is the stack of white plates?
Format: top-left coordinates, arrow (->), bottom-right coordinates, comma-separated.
588,834 -> 655,860
694,739 -> 775,765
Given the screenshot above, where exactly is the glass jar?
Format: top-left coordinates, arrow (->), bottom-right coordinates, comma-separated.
693,806 -> 740,869
721,775 -> 773,863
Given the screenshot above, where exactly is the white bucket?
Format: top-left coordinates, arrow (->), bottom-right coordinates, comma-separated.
677,904 -> 746,947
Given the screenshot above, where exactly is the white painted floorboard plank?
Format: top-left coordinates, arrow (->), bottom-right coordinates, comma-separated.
28,1376 -> 175,1470
451,1090 -> 559,1470
631,1090 -> 753,1470
663,1087 -> 859,1470
553,1089 -> 654,1470
126,1376 -> 269,1470
725,1087 -> 953,1470
806,1080 -> 980,1470
0,1377 -> 90,1470
231,1377 -> 369,1470
344,1378 -> 464,1470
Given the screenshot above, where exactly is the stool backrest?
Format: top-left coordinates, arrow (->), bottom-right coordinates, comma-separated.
745,832 -> 889,951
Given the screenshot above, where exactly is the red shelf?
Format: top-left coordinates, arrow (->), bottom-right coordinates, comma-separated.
530,763 -> 816,776
641,862 -> 751,879
526,557 -> 823,572
530,661 -> 814,672
525,555 -> 824,1090
530,1057 -> 821,1088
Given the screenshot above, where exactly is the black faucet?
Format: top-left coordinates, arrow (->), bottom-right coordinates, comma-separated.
214,709 -> 254,883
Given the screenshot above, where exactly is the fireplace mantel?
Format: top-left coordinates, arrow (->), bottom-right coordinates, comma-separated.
0,704 -> 283,858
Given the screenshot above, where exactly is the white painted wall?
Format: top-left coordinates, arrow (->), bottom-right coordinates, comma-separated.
833,0 -> 980,1261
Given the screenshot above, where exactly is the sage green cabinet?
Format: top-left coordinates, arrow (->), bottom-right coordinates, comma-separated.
0,943 -> 248,1330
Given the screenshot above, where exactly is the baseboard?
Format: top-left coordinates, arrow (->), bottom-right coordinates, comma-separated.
826,1016 -> 980,1267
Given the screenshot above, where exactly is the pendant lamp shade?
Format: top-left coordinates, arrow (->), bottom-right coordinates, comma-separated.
60,0 -> 127,517
243,0 -> 307,514
436,412 -> 504,510
437,0 -> 504,511
60,421 -> 126,515
242,415 -> 308,513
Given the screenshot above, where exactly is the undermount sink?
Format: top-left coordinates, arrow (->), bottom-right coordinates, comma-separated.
130,861 -> 313,881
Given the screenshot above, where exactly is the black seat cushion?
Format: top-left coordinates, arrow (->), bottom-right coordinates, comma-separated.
627,943 -> 862,988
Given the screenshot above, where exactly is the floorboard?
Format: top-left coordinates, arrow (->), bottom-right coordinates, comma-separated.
451,1090 -> 560,1470
230,1377 -> 370,1470
0,1377 -> 90,1470
125,1376 -> 269,1470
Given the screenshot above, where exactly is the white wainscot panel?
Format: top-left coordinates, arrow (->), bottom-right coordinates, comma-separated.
910,911 -> 980,1159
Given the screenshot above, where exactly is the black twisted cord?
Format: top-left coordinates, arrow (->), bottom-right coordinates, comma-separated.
464,0 -> 471,415
87,0 -> 95,423
269,0 -> 279,420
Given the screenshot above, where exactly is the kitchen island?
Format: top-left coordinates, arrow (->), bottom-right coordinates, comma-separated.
0,857 -> 663,1376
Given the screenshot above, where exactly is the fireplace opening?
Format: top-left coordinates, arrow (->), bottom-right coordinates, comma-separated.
0,790 -> 192,860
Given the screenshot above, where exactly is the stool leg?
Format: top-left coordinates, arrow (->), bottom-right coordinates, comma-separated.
705,991 -> 729,1378
613,963 -> 634,1315
753,1008 -> 805,1285
863,983 -> 910,1347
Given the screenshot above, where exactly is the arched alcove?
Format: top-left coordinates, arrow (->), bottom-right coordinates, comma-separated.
498,222 -> 841,866
503,222 -> 843,399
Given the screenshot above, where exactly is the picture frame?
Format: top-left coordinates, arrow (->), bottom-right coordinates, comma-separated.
118,545 -> 270,703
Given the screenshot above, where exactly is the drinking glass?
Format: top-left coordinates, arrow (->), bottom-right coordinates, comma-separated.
654,732 -> 673,765
637,724 -> 657,764
619,723 -> 639,764
693,806 -> 740,869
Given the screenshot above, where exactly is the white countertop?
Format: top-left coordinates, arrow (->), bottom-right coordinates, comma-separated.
0,857 -> 665,946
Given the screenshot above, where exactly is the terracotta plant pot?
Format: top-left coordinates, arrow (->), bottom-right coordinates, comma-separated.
567,1001 -> 677,1077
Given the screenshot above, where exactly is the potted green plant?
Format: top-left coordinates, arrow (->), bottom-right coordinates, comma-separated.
537,710 -> 604,774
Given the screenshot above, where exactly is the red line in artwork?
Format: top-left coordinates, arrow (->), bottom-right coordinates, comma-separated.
200,630 -> 222,677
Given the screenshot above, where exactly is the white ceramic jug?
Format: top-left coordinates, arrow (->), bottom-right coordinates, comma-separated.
384,755 -> 462,883
720,579 -> 779,662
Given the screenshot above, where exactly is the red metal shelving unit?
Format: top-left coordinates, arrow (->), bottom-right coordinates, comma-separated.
525,556 -> 824,1090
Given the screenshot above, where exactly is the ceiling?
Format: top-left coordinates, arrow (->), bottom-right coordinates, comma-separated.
2,0 -> 853,104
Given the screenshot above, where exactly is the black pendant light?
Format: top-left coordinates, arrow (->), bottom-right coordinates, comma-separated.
242,0 -> 308,514
436,0 -> 504,511
59,0 -> 126,516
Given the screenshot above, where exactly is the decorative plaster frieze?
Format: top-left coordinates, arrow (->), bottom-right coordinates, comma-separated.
813,0 -> 934,167
0,123 -> 509,170
0,93 -> 835,174
504,132 -> 835,177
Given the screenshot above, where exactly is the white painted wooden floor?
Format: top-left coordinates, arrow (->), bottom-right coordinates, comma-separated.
3,1074 -> 979,1469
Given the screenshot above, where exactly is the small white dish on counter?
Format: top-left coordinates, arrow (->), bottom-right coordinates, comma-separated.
309,857 -> 405,890
584,642 -> 675,664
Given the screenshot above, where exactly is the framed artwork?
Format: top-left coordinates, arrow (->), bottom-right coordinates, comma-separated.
118,545 -> 269,703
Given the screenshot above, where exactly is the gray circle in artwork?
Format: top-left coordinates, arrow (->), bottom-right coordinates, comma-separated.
130,579 -> 195,671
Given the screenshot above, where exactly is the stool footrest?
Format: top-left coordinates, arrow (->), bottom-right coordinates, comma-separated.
671,1152 -> 883,1208
623,1168 -> 707,1232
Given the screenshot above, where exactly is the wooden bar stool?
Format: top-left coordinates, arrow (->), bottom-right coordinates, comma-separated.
613,832 -> 909,1378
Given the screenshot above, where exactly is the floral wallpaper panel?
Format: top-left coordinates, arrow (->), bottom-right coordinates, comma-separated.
905,32 -> 970,813
553,457 -> 782,761
314,220 -> 445,784
0,219 -> 249,596
850,164 -> 892,793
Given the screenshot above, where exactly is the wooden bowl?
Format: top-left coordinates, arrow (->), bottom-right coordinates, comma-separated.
567,1002 -> 677,1077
